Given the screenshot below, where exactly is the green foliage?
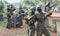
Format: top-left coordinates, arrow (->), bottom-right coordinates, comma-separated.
0,1 -> 4,14
23,0 -> 44,6
0,19 -> 7,27
20,0 -> 45,10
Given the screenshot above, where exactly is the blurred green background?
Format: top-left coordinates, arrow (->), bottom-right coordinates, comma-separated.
0,0 -> 60,16
0,0 -> 60,32
0,0 -> 60,27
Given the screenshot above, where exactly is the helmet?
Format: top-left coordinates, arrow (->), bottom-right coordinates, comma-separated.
36,5 -> 42,12
30,6 -> 36,10
30,6 -> 36,15
10,4 -> 14,8
30,6 -> 36,11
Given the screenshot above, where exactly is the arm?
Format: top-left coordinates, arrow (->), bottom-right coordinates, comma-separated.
45,10 -> 53,17
46,12 -> 52,17
25,15 -> 36,25
44,10 -> 53,19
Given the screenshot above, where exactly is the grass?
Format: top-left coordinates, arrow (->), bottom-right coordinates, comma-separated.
0,19 -> 7,27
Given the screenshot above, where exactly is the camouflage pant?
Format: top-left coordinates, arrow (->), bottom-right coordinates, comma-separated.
37,28 -> 50,36
28,25 -> 35,36
7,14 -> 14,29
16,16 -> 23,27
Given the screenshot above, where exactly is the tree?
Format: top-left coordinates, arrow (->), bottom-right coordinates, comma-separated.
0,0 -> 4,13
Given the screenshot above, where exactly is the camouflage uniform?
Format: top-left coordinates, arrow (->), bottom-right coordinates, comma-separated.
16,6 -> 25,27
13,10 -> 19,27
25,6 -> 36,36
6,4 -> 15,29
27,5 -> 52,36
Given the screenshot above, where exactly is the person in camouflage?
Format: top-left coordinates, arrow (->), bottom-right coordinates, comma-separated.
6,4 -> 16,29
27,5 -> 52,36
16,6 -> 25,27
26,6 -> 36,36
13,9 -> 19,28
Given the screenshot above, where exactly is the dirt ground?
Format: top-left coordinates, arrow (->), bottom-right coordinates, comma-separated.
0,20 -> 57,36
0,25 -> 57,36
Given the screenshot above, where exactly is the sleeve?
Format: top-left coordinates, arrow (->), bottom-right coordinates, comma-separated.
27,15 -> 36,25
